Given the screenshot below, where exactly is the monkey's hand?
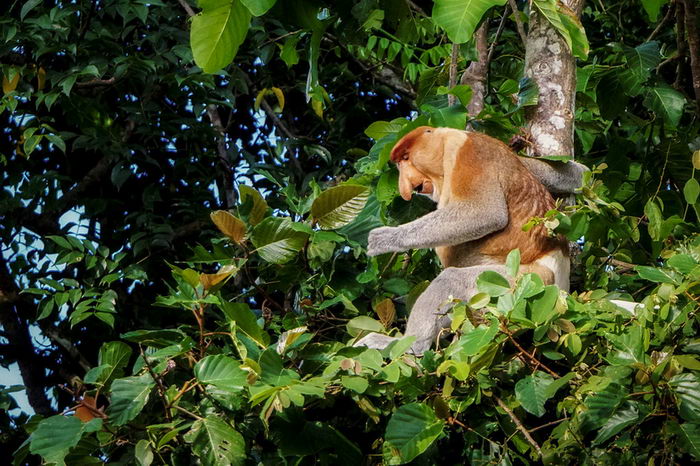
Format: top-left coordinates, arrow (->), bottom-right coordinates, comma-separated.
367,226 -> 405,256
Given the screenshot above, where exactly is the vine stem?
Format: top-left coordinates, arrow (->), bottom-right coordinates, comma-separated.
494,396 -> 542,456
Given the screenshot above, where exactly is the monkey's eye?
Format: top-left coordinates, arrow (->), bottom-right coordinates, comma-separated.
425,129 -> 432,133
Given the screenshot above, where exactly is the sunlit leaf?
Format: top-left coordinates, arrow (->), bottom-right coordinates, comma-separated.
191,0 -> 251,73
383,403 -> 444,464
210,210 -> 246,243
311,184 -> 369,230
108,374 -> 154,426
432,0 -> 507,44
251,217 -> 308,264
184,416 -> 246,465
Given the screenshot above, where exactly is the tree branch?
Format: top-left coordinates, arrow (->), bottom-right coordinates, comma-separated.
494,396 -> 542,456
461,22 -> 490,119
177,0 -> 196,18
681,0 -> 700,109
507,0 -> 527,44
448,43 -> 460,106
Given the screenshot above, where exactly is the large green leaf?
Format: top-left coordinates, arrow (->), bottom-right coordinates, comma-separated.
218,301 -> 269,346
644,85 -> 686,126
671,373 -> 700,423
238,185 -> 268,226
532,0 -> 571,52
432,0 -> 507,44
476,270 -> 510,296
94,341 -> 132,387
580,384 -> 625,433
29,415 -> 84,465
558,4 -> 589,59
530,285 -> 559,324
311,184 -> 369,230
184,416 -> 246,466
195,355 -> 248,392
593,401 -> 648,445
383,403 -> 444,464
669,421 -> 700,460
515,371 -> 554,417
240,0 -> 276,16
251,217 -> 309,264
641,0 -> 669,22
191,0 -> 251,73
449,320 -> 499,357
108,373 -> 155,426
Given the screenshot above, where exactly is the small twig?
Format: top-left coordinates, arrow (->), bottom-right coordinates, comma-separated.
487,6 -> 510,66
192,304 -> 206,358
494,396 -> 542,456
139,345 -> 172,421
500,324 -> 560,378
529,417 -> 566,432
177,0 -> 196,17
507,0 -> 528,43
646,2 -> 675,42
175,405 -> 203,420
448,43 -> 459,106
74,77 -> 116,88
405,0 -> 427,16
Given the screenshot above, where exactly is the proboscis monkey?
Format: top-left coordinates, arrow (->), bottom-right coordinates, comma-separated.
356,127 -> 588,354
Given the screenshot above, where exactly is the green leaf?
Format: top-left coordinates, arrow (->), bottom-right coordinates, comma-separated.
383,403 -> 444,464
240,0 -> 276,16
532,0 -> 571,52
184,416 -> 246,466
311,184 -> 369,230
238,185 -> 268,226
593,401 -> 648,445
644,85 -> 686,126
279,35 -> 300,67
20,0 -> 43,20
644,198 -> 663,240
450,320 -> 499,357
437,84 -> 473,108
641,0 -> 669,22
558,5 -> 589,59
634,265 -> 679,284
530,285 -> 559,324
671,374 -> 700,423
108,374 -> 155,426
96,341 -> 132,386
191,0 -> 251,73
580,384 -> 626,433
341,376 -> 369,393
135,439 -> 154,466
432,0 -> 507,44
347,316 -> 384,338
218,301 -> 269,346
685,178 -> 700,205
515,371 -> 554,417
29,415 -> 84,465
505,249 -> 520,277
251,217 -> 309,264
476,270 -> 511,296
364,119 -> 407,140
669,422 -> 700,460
668,254 -> 698,274
195,355 -> 248,392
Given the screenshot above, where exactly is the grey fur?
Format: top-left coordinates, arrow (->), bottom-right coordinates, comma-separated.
355,157 -> 585,355
518,157 -> 589,194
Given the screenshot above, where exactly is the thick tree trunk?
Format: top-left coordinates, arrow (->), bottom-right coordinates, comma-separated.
524,0 -> 585,157
461,23 -> 490,117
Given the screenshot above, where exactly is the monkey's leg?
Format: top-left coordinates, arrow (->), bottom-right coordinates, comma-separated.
405,265 -> 510,355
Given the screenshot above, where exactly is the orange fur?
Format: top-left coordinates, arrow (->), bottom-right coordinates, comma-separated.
391,127 -> 567,274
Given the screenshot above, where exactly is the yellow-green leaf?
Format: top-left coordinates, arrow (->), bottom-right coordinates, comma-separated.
210,210 -> 246,243
311,184 -> 369,230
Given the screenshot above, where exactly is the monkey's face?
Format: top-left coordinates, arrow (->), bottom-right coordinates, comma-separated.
390,126 -> 446,201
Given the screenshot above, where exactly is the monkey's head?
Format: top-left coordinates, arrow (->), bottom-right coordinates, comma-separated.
390,126 -> 450,202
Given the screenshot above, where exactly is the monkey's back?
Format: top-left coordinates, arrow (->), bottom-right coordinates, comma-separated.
436,133 -> 567,268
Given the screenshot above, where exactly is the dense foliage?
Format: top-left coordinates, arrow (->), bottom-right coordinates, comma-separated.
1,0 -> 700,464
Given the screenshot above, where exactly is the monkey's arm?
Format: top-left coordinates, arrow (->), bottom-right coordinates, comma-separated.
518,157 -> 589,194
367,191 -> 507,256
